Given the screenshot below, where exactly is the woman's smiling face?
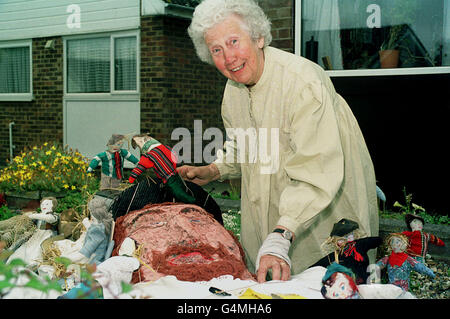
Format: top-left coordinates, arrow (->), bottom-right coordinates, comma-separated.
205,14 -> 265,86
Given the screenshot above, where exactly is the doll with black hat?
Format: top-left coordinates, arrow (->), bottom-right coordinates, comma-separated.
311,218 -> 382,284
402,214 -> 445,263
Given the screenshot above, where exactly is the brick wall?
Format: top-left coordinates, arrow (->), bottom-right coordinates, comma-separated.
0,37 -> 64,166
140,15 -> 226,164
259,0 -> 295,53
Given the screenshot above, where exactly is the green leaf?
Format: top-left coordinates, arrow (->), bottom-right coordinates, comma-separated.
121,282 -> 133,294
54,256 -> 73,267
24,277 -> 48,292
0,280 -> 15,290
7,258 -> 27,267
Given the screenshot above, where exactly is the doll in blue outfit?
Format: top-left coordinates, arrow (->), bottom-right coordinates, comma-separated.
62,196 -> 114,265
376,233 -> 435,291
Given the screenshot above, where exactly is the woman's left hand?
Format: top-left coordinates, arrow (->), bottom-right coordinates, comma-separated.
257,254 -> 291,283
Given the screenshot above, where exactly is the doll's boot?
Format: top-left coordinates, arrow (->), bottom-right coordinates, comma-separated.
166,174 -> 196,204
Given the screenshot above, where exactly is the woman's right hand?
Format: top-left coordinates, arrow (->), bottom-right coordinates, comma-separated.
177,164 -> 220,186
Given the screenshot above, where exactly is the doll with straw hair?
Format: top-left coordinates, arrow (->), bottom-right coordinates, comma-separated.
312,219 -> 382,284
376,233 -> 435,291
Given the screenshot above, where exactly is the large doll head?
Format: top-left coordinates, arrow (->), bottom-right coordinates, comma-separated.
386,233 -> 409,254
40,197 -> 57,214
405,214 -> 425,232
321,263 -> 360,299
107,134 -> 125,153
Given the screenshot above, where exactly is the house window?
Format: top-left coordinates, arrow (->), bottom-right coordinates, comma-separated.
66,33 -> 138,94
297,0 -> 450,75
0,41 -> 32,100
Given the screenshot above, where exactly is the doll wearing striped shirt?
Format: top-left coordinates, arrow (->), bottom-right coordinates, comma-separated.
129,134 -> 195,204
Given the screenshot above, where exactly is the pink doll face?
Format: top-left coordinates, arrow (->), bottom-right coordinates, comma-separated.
410,219 -> 423,231
390,236 -> 407,253
40,199 -> 53,214
336,232 -> 354,248
324,273 -> 356,299
108,142 -> 122,153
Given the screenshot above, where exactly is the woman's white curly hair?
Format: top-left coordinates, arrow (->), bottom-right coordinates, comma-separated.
188,0 -> 272,65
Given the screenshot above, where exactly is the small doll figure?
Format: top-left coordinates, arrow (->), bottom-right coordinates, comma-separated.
312,218 -> 382,284
376,233 -> 435,291
129,134 -> 195,204
321,262 -> 361,299
88,134 -> 139,190
61,197 -> 113,265
26,197 -> 59,231
402,214 -> 445,263
321,262 -> 417,299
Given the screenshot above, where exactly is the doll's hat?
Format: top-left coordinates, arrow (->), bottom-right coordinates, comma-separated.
322,262 -> 355,283
107,134 -> 125,146
405,214 -> 425,231
330,219 -> 359,237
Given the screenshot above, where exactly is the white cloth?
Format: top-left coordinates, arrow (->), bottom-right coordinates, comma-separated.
93,256 -> 140,299
357,284 -> 416,299
7,229 -> 53,267
120,266 -> 327,299
1,266 -> 62,299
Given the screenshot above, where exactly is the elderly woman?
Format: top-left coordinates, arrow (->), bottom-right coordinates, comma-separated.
179,0 -> 379,282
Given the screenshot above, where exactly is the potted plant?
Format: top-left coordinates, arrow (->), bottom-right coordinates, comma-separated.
379,1 -> 418,68
379,24 -> 403,68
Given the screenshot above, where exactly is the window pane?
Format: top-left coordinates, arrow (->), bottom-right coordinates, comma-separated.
301,0 -> 450,70
114,36 -> 137,91
67,37 -> 110,93
0,46 -> 30,93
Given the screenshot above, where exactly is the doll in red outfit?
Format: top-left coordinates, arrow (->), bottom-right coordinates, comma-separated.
402,214 -> 445,263
128,134 -> 195,204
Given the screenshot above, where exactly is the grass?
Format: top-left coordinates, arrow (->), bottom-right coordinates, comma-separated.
222,209 -> 241,240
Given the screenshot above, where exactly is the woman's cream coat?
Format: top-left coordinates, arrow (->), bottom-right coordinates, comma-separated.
214,46 -> 378,274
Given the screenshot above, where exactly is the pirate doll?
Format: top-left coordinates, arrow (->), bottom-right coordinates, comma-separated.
87,134 -> 139,190
402,214 -> 445,263
128,134 -> 195,204
376,233 -> 435,291
312,218 -> 382,284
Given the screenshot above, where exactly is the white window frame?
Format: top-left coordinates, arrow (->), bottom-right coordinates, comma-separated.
0,40 -> 33,101
294,0 -> 450,77
63,30 -> 140,100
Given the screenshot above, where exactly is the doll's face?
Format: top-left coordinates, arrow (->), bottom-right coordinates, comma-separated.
107,142 -> 122,153
410,219 -> 423,231
336,233 -> 354,248
40,199 -> 53,214
336,238 -> 347,248
390,236 -> 407,253
324,273 -> 355,299
133,136 -> 152,150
